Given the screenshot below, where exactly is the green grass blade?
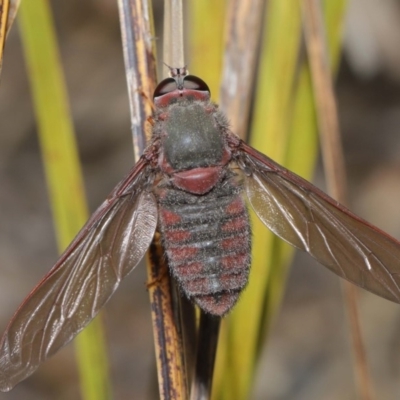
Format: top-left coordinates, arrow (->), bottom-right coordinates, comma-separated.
187,0 -> 226,99
18,1 -> 111,399
213,1 -> 347,399
216,5 -> 302,398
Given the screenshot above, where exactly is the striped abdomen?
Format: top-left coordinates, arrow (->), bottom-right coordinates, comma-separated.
156,175 -> 251,316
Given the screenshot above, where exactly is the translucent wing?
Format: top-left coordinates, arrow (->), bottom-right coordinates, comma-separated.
240,142 -> 400,303
0,158 -> 158,391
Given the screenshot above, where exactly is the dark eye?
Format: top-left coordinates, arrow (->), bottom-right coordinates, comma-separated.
183,75 -> 210,93
153,78 -> 177,98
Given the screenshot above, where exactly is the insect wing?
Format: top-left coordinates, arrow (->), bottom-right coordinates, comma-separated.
0,159 -> 158,392
240,142 -> 400,303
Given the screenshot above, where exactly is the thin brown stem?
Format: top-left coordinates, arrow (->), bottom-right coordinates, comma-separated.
219,0 -> 265,139
163,2 -> 195,399
301,1 -> 374,399
147,235 -> 188,400
117,0 -> 157,158
117,1 -> 189,398
0,0 -> 10,75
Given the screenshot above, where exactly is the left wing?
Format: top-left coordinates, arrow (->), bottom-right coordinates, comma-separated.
0,158 -> 158,392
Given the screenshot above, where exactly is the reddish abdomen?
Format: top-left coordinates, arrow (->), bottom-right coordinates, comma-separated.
156,175 -> 251,316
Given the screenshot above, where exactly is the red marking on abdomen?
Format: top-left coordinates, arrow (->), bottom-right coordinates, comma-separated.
221,237 -> 240,251
169,246 -> 199,263
218,272 -> 248,290
221,217 -> 248,233
164,230 -> 191,243
220,253 -> 249,272
225,197 -> 245,215
160,209 -> 182,225
173,262 -> 204,277
183,272 -> 247,295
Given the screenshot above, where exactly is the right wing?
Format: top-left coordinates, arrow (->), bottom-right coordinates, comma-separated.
240,141 -> 400,303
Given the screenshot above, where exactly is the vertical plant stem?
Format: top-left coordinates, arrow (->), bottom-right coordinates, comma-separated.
0,0 -> 20,74
301,0 -> 347,199
163,0 -> 184,75
0,0 -> 10,74
164,2 -> 201,398
301,1 -> 374,399
117,0 -> 157,157
147,235 -> 188,400
18,1 -> 111,399
190,315 -> 221,400
219,0 -> 265,138
118,1 -> 189,398
163,0 -> 189,394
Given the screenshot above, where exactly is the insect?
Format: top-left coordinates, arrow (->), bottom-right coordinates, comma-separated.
1,66 -> 400,391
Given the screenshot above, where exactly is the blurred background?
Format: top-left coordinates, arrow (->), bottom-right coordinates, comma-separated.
1,0 -> 400,399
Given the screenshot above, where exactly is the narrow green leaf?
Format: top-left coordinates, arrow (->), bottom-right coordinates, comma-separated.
18,1 -> 111,399
187,0 -> 226,99
215,4 -> 302,399
214,1 -> 347,399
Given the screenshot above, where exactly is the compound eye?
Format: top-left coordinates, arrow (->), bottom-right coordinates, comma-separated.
183,75 -> 210,93
153,78 -> 177,98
